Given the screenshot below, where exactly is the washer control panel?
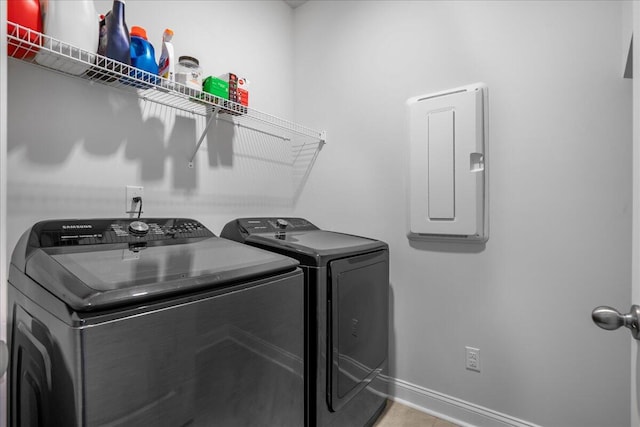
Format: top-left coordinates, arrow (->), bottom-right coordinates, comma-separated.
32,218 -> 214,247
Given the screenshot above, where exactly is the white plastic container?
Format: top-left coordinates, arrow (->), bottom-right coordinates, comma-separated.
35,0 -> 99,75
158,28 -> 175,83
176,56 -> 202,91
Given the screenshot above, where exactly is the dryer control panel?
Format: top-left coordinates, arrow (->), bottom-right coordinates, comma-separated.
221,217 -> 319,241
30,218 -> 214,247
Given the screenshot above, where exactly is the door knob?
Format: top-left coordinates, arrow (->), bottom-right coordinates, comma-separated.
592,305 -> 640,340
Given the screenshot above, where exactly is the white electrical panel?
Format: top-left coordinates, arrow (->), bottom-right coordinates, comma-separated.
407,83 -> 489,242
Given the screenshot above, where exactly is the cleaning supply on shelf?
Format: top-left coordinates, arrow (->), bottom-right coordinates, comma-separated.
129,25 -> 158,85
105,0 -> 130,66
202,76 -> 229,100
238,77 -> 250,108
7,0 -> 42,59
158,29 -> 175,84
34,0 -> 99,75
220,72 -> 239,104
97,13 -> 109,57
88,0 -> 129,82
176,56 -> 202,92
217,73 -> 246,115
86,12 -> 115,81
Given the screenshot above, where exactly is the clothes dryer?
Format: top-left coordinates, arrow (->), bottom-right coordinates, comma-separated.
221,217 -> 389,427
8,217 -> 304,427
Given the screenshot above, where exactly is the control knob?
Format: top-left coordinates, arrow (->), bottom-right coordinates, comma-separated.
276,219 -> 289,229
129,221 -> 150,236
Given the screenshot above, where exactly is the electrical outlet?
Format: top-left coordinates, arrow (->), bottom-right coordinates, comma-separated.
125,185 -> 144,216
465,346 -> 480,372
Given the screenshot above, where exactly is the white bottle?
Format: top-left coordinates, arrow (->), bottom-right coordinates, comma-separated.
158,28 -> 175,84
35,0 -> 100,75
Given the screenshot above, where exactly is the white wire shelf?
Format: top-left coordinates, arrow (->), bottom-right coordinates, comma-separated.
7,21 -> 326,166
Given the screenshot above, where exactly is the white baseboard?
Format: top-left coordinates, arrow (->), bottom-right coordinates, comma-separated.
386,376 -> 542,427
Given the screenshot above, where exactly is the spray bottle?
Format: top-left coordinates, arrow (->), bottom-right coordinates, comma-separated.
158,28 -> 175,83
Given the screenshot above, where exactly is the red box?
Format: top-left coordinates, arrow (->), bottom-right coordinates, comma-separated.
218,73 -> 248,115
238,77 -> 250,107
219,72 -> 238,103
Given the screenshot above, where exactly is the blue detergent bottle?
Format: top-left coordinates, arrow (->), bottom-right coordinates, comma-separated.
130,25 -> 158,85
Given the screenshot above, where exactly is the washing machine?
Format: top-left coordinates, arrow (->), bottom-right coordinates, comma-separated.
221,217 -> 389,427
8,217 -> 305,427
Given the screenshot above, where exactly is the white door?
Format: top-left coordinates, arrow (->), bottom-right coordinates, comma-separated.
625,3 -> 639,426
593,4 -> 640,426
630,3 -> 640,426
633,3 -> 640,426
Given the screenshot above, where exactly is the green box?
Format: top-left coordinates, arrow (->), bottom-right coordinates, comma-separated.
202,76 -> 229,99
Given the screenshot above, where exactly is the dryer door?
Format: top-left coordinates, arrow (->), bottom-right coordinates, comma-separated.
327,250 -> 389,412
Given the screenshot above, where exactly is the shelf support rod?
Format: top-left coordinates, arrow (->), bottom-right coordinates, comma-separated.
188,106 -> 220,168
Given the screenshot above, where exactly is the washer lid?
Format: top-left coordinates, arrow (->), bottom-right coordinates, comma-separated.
21,236 -> 298,311
246,230 -> 387,266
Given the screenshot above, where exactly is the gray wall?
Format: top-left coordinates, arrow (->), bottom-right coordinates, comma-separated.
292,1 -> 632,426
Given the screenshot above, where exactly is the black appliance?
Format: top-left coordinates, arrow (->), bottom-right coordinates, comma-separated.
221,217 -> 389,427
8,217 -> 305,427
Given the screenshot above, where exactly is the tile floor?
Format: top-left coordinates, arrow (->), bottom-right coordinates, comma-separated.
373,400 -> 460,427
